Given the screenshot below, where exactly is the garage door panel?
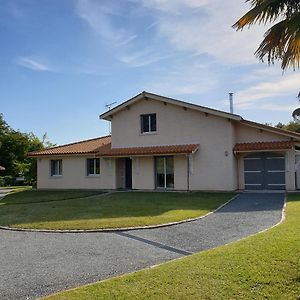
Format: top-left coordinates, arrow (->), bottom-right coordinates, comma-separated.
265,172 -> 285,184
265,158 -> 285,171
244,172 -> 263,184
244,152 -> 285,190
244,183 -> 263,190
244,158 -> 263,171
266,183 -> 285,190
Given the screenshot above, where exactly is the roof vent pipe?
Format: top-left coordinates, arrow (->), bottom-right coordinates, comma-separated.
229,92 -> 234,114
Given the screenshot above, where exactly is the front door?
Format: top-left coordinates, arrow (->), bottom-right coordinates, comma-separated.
125,158 -> 132,189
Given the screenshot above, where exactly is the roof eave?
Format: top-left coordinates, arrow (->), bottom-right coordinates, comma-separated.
234,148 -> 292,153
27,152 -> 99,158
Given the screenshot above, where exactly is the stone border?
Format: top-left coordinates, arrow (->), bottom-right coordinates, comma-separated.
0,194 -> 239,234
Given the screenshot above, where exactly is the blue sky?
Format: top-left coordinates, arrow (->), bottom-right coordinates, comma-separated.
1,0 -> 299,145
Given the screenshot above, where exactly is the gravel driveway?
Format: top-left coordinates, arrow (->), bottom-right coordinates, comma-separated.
0,192 -> 284,300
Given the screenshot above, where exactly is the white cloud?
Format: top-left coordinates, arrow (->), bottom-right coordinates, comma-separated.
14,57 -> 54,72
256,103 -> 297,112
119,50 -> 170,67
145,62 -> 218,95
118,34 -> 138,46
76,0 -> 136,46
232,72 -> 300,113
76,0 -> 122,44
136,0 -> 208,14
236,73 -> 300,106
137,0 -> 267,65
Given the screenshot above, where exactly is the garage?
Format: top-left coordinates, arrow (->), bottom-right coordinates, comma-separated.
244,152 -> 285,190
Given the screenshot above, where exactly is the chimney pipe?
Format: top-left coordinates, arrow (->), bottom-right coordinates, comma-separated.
229,92 -> 234,114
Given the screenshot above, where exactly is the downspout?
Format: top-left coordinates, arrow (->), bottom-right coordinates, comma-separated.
186,154 -> 190,192
233,150 -> 239,191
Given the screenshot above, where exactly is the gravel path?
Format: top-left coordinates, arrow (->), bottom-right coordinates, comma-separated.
0,192 -> 284,300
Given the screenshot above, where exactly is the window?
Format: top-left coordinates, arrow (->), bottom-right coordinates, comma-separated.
87,158 -> 100,176
50,159 -> 62,176
155,156 -> 174,189
141,113 -> 156,133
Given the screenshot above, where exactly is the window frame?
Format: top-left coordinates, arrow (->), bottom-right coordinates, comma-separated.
155,156 -> 174,189
86,158 -> 100,176
140,113 -> 157,134
50,159 -> 62,177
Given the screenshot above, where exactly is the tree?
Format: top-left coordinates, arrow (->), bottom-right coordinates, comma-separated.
276,120 -> 300,132
0,114 -> 53,185
233,0 -> 300,70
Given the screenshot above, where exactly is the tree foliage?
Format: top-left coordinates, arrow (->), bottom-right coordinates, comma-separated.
233,0 -> 300,70
276,120 -> 300,132
0,114 -> 53,185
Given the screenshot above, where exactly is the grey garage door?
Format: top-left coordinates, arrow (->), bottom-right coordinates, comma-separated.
244,152 -> 285,190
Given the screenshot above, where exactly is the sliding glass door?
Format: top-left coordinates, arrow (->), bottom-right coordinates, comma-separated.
155,156 -> 174,189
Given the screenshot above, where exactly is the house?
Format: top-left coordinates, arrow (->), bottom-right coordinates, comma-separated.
28,91 -> 300,191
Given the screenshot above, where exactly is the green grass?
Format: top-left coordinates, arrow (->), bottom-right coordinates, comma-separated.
0,191 -> 232,230
0,189 -> 103,205
44,194 -> 300,300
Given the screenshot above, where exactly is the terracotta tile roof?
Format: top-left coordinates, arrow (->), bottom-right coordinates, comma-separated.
233,141 -> 294,152
28,136 -> 198,157
27,136 -> 111,157
96,143 -> 199,157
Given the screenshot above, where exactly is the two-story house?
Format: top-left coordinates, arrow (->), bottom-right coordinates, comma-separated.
28,91 -> 300,191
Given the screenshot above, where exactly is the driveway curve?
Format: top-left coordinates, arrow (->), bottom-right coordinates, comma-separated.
0,192 -> 284,300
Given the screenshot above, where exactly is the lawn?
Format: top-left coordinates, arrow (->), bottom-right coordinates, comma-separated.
43,194 -> 300,300
0,191 -> 232,230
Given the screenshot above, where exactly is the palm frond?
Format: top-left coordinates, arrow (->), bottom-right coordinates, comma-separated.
233,0 -> 300,29
255,12 -> 300,69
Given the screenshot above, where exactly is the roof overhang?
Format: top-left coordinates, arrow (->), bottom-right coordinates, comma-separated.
96,144 -> 199,157
233,141 -> 294,153
100,91 -> 242,121
27,152 -> 99,158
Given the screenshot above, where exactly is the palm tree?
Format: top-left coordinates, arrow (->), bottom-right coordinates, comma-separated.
233,0 -> 300,70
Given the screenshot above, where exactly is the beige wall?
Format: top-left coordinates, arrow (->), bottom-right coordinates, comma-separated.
235,123 -> 290,143
37,156 -> 116,189
174,155 -> 188,190
111,98 -> 237,191
132,157 -> 155,190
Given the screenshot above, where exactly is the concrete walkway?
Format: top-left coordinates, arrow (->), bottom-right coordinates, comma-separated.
0,193 -> 284,300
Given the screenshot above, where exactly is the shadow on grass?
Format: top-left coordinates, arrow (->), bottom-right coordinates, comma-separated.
0,190 -> 105,205
0,192 -> 233,228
